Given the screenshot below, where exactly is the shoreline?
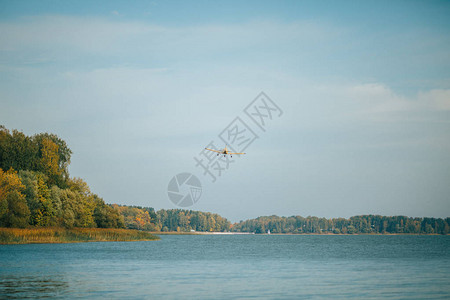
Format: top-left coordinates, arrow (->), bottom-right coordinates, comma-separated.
151,231 -> 446,236
1,228 -> 445,244
0,227 -> 160,245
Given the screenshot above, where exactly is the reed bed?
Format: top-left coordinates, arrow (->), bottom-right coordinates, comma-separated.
0,227 -> 160,244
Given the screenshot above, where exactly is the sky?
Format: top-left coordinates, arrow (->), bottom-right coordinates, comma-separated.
1,0 -> 449,222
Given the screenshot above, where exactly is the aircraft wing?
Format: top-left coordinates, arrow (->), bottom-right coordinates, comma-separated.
205,148 -> 221,153
228,152 -> 246,155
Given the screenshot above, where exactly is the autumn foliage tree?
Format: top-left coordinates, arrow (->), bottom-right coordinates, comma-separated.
0,126 -> 123,229
39,138 -> 61,185
0,168 -> 30,228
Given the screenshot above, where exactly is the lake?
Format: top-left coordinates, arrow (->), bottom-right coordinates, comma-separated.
1,235 -> 449,299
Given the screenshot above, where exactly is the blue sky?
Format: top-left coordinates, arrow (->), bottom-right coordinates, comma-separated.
1,0 -> 449,222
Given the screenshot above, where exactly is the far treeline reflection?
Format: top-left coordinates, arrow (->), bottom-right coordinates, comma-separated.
0,125 -> 448,234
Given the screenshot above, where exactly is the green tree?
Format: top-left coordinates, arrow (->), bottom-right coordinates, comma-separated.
94,200 -> 124,228
18,170 -> 39,225
0,127 -> 39,172
34,133 -> 72,187
3,190 -> 31,228
35,175 -> 55,226
39,138 -> 61,186
0,168 -> 30,228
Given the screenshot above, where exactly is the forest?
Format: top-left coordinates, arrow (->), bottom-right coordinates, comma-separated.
115,205 -> 231,232
231,215 -> 450,235
0,125 -> 123,228
0,125 -> 448,234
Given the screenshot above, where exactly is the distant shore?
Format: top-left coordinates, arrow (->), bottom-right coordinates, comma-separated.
0,227 -> 160,244
152,231 -> 445,236
1,229 -> 444,244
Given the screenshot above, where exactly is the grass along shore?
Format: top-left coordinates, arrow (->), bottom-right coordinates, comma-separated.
0,227 -> 160,244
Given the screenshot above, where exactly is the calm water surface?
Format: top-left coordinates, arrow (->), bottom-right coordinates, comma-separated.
0,235 -> 449,299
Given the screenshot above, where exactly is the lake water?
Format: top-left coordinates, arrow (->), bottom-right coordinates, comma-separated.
1,235 -> 449,299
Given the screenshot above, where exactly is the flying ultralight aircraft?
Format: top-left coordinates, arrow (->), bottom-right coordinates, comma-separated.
204,145 -> 246,158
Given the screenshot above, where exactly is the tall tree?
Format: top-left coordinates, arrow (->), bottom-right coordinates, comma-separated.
34,133 -> 72,186
0,127 -> 39,172
39,138 -> 61,185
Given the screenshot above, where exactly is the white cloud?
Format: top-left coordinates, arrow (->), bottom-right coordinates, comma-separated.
345,83 -> 412,113
417,89 -> 450,111
338,83 -> 450,117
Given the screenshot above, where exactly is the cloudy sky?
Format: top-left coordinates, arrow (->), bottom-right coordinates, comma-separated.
1,0 -> 449,222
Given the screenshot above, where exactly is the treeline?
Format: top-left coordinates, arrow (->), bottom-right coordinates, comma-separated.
114,205 -> 231,232
232,215 -> 450,234
0,126 -> 123,228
